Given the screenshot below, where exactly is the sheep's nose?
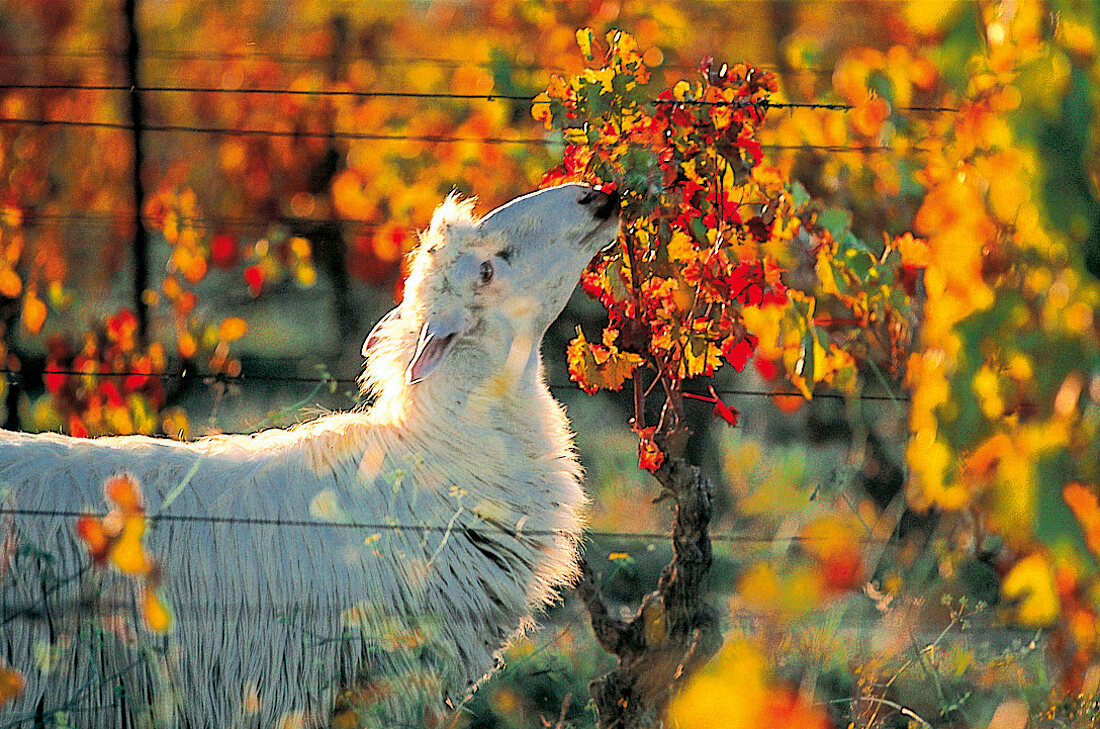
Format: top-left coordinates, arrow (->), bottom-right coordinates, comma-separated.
578,188 -> 620,220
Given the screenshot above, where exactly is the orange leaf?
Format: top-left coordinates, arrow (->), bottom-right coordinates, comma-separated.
0,664 -> 23,706
178,332 -> 197,359
218,316 -> 248,342
634,425 -> 664,472
142,587 -> 173,633
75,515 -> 110,563
0,269 -> 21,299
1064,482 -> 1100,557
852,94 -> 891,137
104,474 -> 143,514
21,292 -> 46,334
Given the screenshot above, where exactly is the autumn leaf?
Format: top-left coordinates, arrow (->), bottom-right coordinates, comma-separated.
709,386 -> 739,427
0,662 -> 23,707
142,586 -> 173,632
634,425 -> 664,472
1063,482 -> 1100,557
104,474 -> 143,513
567,326 -> 643,394
721,332 -> 758,372
1002,553 -> 1060,627
800,516 -> 865,593
851,93 -> 891,137
0,269 -> 21,299
21,290 -> 46,334
75,515 -> 110,564
667,640 -> 829,729
218,316 -> 248,342
575,27 -> 596,61
109,514 -> 151,576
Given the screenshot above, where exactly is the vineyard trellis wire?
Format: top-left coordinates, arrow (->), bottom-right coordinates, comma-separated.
0,82 -> 962,114
0,46 -> 823,77
0,116 -> 935,154
0,367 -> 910,403
0,506 -> 893,545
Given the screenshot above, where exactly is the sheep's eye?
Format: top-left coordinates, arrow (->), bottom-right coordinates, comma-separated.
478,260 -> 494,285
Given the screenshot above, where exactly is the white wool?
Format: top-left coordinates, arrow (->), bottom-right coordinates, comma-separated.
0,184 -> 619,728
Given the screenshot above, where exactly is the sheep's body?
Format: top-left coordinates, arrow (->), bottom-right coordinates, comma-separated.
0,184 -> 618,727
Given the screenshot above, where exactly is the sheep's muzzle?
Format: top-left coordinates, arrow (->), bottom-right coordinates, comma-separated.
578,188 -> 620,220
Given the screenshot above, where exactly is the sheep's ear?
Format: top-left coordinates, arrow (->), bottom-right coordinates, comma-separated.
406,313 -> 465,384
362,307 -> 401,357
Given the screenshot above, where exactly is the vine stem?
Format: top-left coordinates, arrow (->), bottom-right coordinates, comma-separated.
577,456 -> 721,728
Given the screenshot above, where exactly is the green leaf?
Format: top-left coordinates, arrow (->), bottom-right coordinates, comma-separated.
789,181 -> 811,210
818,208 -> 853,239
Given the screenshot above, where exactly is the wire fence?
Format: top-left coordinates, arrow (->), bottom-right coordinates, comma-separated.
0,506 -> 891,545
0,117 -> 927,155
0,82 -> 961,115
1,46 -> 823,77
0,366 -> 910,403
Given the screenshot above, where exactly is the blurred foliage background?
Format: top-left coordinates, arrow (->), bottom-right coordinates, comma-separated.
2,0 -> 1100,727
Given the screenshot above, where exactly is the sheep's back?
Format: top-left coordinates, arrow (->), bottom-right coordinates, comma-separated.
0,414 -> 584,728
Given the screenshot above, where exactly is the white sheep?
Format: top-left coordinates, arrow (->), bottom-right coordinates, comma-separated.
0,183 -> 620,728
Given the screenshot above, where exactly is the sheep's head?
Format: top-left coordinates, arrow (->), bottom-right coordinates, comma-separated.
363,184 -> 619,401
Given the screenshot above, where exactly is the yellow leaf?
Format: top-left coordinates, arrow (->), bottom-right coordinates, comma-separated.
667,639 -> 830,729
666,641 -> 767,729
666,229 -> 696,264
218,316 -> 248,342
736,561 -> 823,621
531,92 -> 552,130
109,515 -> 150,576
814,253 -> 839,297
1001,553 -> 1060,627
178,332 -> 197,359
575,27 -> 595,61
567,327 -> 644,394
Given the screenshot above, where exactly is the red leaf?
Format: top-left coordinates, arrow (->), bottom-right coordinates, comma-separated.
243,265 -> 265,297
635,426 -> 664,472
754,357 -> 778,380
75,516 -> 110,564
709,386 -> 739,427
210,232 -> 238,269
44,364 -> 67,394
99,381 -> 124,408
68,415 -> 89,439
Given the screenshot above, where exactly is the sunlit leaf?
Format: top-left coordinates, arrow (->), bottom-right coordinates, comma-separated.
21,292 -> 46,334
109,515 -> 151,577
218,317 -> 248,342
1001,553 -> 1060,627
141,587 -> 173,633
567,327 -> 643,394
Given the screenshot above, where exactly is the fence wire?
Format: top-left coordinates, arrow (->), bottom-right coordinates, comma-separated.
0,506 -> 891,546
0,82 -> 961,114
0,367 -> 909,403
0,118 -> 926,155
